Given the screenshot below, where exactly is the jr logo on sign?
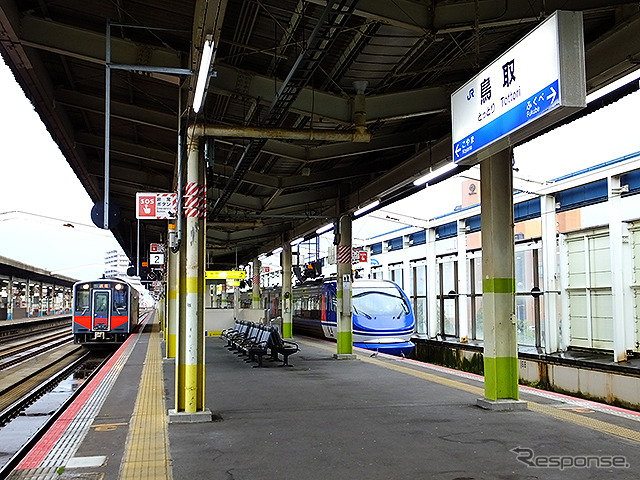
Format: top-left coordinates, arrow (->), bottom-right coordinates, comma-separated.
138,196 -> 156,217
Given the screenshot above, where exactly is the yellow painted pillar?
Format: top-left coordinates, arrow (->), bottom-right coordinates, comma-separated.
166,240 -> 179,358
252,258 -> 261,309
170,131 -> 210,421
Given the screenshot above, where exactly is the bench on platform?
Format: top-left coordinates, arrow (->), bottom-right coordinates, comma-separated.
221,320 -> 299,367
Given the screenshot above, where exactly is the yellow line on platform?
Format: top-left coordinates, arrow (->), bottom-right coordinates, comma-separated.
120,316 -> 172,480
297,338 -> 640,444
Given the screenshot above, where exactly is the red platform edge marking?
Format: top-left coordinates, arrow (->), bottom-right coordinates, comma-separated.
16,311 -> 153,469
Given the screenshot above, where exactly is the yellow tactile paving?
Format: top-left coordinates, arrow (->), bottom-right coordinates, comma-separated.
298,338 -> 640,444
120,320 -> 172,480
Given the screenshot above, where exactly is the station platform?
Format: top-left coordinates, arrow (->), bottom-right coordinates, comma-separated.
7,310 -> 640,479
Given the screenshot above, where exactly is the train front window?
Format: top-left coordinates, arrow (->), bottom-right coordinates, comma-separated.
94,292 -> 109,315
353,286 -> 410,318
75,290 -> 90,311
113,288 -> 127,310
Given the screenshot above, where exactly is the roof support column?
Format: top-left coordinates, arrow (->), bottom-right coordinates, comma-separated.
281,243 -> 293,338
252,258 -> 261,309
336,215 -> 355,358
7,277 -> 13,320
170,134 -> 211,421
166,236 -> 179,358
477,149 -> 525,410
38,282 -> 43,316
26,280 -> 31,318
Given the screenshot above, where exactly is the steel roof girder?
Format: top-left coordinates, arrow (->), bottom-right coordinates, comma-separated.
55,88 -> 176,131
210,63 -> 352,124
75,132 -> 175,167
211,63 -> 451,124
19,14 -> 185,69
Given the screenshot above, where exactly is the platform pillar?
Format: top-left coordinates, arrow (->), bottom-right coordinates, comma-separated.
336,215 -> 354,356
281,242 -> 293,338
166,240 -> 179,358
479,149 -> 519,403
38,282 -> 43,316
173,135 -> 207,417
7,276 -> 13,320
26,280 -> 31,318
252,258 -> 261,309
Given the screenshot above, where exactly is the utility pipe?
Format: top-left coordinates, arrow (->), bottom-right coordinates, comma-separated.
187,124 -> 371,143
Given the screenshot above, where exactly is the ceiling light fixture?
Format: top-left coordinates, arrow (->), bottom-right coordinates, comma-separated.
413,162 -> 458,186
353,200 -> 380,217
316,223 -> 334,235
192,37 -> 215,113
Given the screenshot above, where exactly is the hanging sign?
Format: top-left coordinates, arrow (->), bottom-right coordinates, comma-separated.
451,11 -> 585,165
136,192 -> 177,219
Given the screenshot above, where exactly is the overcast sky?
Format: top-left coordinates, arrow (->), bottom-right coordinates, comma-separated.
2,54 -> 640,276
0,58 -> 123,281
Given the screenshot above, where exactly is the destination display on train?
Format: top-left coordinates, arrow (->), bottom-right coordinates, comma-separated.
451,11 -> 585,165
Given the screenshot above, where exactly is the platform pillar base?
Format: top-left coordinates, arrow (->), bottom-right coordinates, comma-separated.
476,398 -> 528,411
168,408 -> 213,423
333,353 -> 358,360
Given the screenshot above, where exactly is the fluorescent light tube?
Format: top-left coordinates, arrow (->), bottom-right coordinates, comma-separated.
413,163 -> 457,186
192,38 -> 215,113
354,200 -> 380,217
316,223 -> 333,234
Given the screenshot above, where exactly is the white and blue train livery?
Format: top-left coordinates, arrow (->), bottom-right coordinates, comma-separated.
291,278 -> 415,356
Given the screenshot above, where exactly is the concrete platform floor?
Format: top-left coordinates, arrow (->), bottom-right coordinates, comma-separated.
164,337 -> 640,480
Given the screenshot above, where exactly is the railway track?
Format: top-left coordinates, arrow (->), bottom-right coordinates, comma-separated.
0,328 -> 73,371
0,343 -> 88,426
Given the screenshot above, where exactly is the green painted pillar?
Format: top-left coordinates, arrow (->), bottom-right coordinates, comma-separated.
281,243 -> 293,338
479,149 -> 521,406
336,215 -> 354,356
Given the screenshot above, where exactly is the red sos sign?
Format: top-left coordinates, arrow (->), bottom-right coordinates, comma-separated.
138,195 -> 156,218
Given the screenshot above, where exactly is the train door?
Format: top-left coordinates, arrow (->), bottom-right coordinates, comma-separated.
92,289 -> 111,331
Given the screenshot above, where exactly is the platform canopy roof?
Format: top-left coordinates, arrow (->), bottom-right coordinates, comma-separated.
1,1 -> 640,269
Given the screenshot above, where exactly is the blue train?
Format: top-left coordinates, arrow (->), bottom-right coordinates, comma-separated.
263,278 -> 415,356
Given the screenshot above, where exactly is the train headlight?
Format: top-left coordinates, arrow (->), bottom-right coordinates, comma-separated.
82,284 -> 90,290
115,283 -> 123,291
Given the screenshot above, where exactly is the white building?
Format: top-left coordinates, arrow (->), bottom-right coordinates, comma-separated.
104,250 -> 130,278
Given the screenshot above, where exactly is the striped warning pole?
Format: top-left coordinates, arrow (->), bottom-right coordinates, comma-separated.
252,258 -> 261,309
173,136 -> 208,419
336,216 -> 354,357
478,149 -> 522,409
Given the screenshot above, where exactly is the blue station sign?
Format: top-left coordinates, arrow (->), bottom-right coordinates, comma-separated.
451,11 -> 586,165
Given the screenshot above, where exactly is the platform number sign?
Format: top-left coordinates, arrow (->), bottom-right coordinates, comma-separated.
150,253 -> 165,266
